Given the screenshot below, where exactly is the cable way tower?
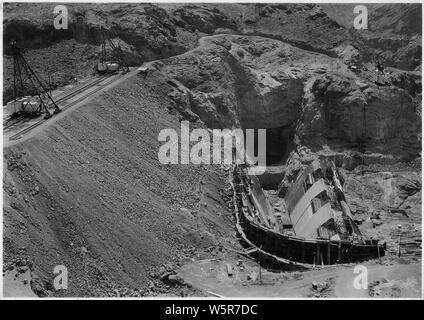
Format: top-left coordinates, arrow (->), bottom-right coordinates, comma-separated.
95,26 -> 130,74
8,41 -> 61,120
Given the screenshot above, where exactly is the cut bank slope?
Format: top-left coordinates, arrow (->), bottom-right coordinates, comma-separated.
3,70 -> 234,297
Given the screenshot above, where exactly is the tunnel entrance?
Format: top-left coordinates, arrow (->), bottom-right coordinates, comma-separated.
245,125 -> 294,166
265,125 -> 294,165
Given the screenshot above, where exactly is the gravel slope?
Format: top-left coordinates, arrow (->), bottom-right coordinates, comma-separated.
3,70 -> 235,296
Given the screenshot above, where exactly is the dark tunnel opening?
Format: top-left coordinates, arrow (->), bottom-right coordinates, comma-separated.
244,125 -> 295,166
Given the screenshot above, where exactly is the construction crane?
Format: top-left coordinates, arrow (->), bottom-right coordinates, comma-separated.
95,26 -> 130,74
8,41 -> 61,119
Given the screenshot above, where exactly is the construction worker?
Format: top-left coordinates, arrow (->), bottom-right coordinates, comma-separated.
376,59 -> 384,74
375,59 -> 391,86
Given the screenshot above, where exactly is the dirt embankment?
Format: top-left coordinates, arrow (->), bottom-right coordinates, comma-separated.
3,70 -> 238,297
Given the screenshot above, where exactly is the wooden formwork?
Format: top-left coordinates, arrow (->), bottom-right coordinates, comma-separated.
231,167 -> 386,268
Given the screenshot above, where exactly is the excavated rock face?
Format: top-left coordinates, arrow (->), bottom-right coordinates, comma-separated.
4,2 -> 420,104
388,70 -> 422,97
161,44 -> 241,129
345,170 -> 421,214
172,5 -> 237,34
343,162 -> 422,261
3,3 -> 183,58
368,3 -> 422,36
230,37 -> 304,129
162,34 -> 420,217
321,3 -> 422,71
162,34 -> 420,165
230,3 -> 350,55
162,35 -> 312,165
162,36 -> 305,130
330,44 -> 361,65
300,73 -> 421,160
358,34 -> 421,71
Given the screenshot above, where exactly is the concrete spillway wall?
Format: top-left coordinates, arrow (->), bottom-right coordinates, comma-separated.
232,166 -> 385,267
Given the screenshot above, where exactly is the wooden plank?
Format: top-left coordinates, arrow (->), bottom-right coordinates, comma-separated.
338,242 -> 342,263
226,263 -> 233,276
245,247 -> 259,254
316,243 -> 320,266
327,242 -> 331,265
207,291 -> 225,298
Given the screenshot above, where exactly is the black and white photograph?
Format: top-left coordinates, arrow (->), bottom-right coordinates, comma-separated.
1,1 -> 422,303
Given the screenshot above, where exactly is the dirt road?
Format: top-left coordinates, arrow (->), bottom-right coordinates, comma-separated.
178,258 -> 421,298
